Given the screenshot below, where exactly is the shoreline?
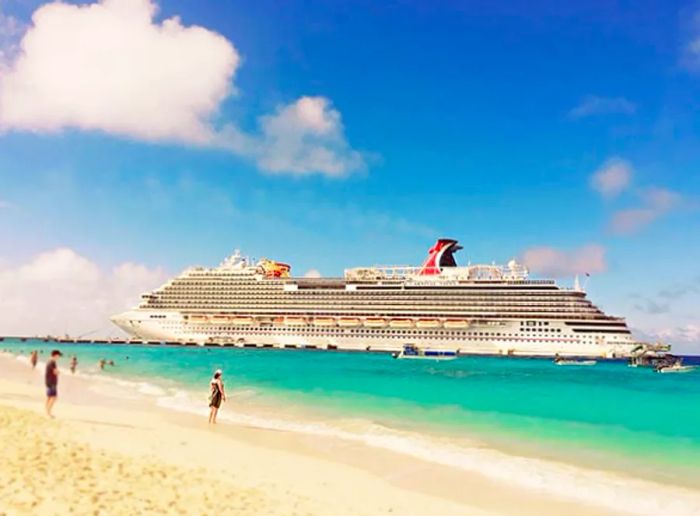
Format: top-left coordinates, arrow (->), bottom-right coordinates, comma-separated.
2,353 -> 700,514
2,335 -> 689,359
0,354 -> 610,516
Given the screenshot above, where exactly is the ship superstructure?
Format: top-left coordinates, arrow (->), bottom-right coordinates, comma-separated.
111,239 -> 657,357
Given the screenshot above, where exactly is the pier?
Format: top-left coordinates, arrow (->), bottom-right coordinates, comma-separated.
0,335 -> 673,360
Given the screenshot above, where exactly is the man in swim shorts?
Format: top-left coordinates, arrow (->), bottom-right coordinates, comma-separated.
45,350 -> 62,417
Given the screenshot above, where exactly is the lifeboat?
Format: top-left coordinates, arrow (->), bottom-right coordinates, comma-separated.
284,316 -> 307,326
444,319 -> 469,329
389,318 -> 414,328
416,319 -> 441,328
313,317 -> 336,327
364,317 -> 387,327
211,315 -> 230,324
189,314 -> 208,323
231,316 -> 254,326
338,317 -> 362,327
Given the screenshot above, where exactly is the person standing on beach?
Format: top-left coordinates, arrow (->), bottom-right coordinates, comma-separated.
208,370 -> 226,424
69,355 -> 77,374
30,350 -> 38,369
45,350 -> 62,418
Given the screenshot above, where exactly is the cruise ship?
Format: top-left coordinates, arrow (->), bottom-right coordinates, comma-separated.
111,239 -> 660,357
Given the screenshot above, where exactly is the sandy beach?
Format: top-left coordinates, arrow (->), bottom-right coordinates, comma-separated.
3,352 -> 699,515
0,354 -> 625,516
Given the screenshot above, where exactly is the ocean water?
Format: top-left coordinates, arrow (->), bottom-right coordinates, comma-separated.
4,339 -> 700,513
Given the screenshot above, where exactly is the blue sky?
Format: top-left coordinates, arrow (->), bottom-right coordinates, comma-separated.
0,0 -> 699,350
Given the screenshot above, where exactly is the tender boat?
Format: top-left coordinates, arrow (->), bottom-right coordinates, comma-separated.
554,358 -> 597,366
444,319 -> 469,329
392,344 -> 457,361
284,316 -> 307,326
338,318 -> 362,327
231,316 -> 254,325
389,318 -> 414,328
416,319 -> 441,328
364,317 -> 388,327
313,317 -> 337,327
655,362 -> 696,374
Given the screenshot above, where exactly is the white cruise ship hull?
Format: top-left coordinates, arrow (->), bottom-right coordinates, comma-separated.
111,309 -> 642,358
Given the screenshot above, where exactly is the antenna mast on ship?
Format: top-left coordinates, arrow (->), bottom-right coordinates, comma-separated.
574,273 -> 591,292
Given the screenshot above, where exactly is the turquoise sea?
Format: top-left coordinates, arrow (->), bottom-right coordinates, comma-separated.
3,338 -> 700,509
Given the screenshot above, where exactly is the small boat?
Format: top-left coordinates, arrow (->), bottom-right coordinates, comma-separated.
443,319 -> 469,329
313,317 -> 336,327
364,317 -> 387,327
284,316 -> 307,326
393,344 -> 457,361
655,362 -> 697,374
554,358 -> 597,366
338,318 -> 362,327
231,316 -> 254,326
211,315 -> 230,324
389,318 -> 414,328
416,319 -> 441,328
189,314 -> 208,323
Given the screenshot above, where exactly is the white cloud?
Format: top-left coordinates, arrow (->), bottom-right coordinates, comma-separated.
688,39 -> 700,69
655,324 -> 700,344
569,95 -> 636,119
254,97 -> 365,176
609,187 -> 682,235
633,298 -> 670,315
590,157 -> 632,198
303,269 -> 321,278
0,247 -> 167,336
0,0 -> 366,176
0,5 -> 24,62
635,324 -> 700,354
521,244 -> 606,278
609,208 -> 657,234
643,187 -> 682,211
682,9 -> 700,72
0,0 -> 239,144
214,96 -> 366,176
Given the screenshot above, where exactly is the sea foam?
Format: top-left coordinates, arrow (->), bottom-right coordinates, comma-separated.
151,388 -> 700,516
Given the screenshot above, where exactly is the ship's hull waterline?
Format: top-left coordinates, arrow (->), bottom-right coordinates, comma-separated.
111,310 -> 644,358
111,239 -> 665,358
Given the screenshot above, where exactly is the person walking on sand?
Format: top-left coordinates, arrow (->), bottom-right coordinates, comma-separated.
30,350 -> 38,369
69,355 -> 77,374
45,350 -> 62,418
208,369 -> 226,424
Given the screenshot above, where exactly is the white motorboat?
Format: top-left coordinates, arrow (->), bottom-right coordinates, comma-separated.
393,344 -> 457,361
554,359 -> 597,366
655,363 -> 696,374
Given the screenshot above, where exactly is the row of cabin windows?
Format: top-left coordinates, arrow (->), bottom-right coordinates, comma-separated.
145,304 -> 602,315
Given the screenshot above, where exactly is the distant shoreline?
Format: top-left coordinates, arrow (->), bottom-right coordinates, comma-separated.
3,336 -> 696,358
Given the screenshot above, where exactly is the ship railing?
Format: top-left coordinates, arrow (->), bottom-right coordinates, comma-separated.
344,264 -> 531,281
344,265 -> 424,280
